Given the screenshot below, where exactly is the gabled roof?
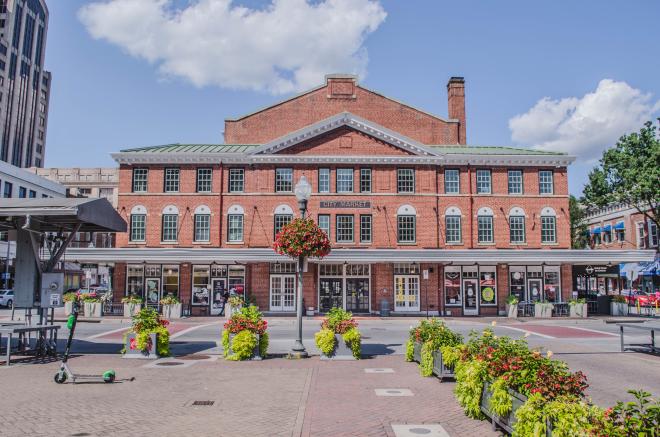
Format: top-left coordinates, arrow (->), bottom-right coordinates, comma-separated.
120,144 -> 259,153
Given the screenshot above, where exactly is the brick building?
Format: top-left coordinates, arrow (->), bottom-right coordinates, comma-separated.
67,75 -> 652,316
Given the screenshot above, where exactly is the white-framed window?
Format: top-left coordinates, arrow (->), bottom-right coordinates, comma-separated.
318,168 -> 330,193
649,221 -> 659,248
275,168 -> 293,192
444,265 -> 462,306
476,169 -> 491,194
509,215 -> 525,243
445,169 -> 460,194
228,214 -> 244,242
164,168 -> 180,193
508,170 -> 523,194
477,207 -> 494,243
130,214 -> 146,242
162,214 -> 178,242
336,168 -> 354,193
479,266 -> 497,306
194,214 -> 211,242
397,168 -> 415,193
191,266 -> 210,306
397,215 -> 416,243
318,214 -> 330,239
228,168 -> 244,193
445,214 -> 462,243
336,215 -> 354,242
197,168 -> 213,192
360,214 -> 372,243
360,168 -> 372,193
274,214 -> 293,238
126,265 -> 144,296
132,168 -> 148,193
636,222 -> 646,249
540,207 -> 557,244
539,170 -> 554,195
603,225 -> 612,244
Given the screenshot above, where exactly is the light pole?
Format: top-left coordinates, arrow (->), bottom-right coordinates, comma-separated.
288,175 -> 312,359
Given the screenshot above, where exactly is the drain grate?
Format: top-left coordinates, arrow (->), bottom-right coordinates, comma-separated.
192,400 -> 215,406
178,354 -> 211,361
155,361 -> 185,366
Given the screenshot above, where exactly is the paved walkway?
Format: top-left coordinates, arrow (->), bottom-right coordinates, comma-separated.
0,354 -> 496,437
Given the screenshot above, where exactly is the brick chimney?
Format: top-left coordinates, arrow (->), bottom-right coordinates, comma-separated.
447,77 -> 466,144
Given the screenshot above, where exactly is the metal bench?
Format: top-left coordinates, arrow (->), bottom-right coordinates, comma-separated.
616,323 -> 659,353
0,324 -> 61,366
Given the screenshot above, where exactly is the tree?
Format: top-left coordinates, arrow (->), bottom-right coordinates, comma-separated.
569,195 -> 588,249
582,121 -> 660,241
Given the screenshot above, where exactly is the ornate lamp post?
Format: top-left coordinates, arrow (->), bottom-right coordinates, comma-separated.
289,176 -> 312,358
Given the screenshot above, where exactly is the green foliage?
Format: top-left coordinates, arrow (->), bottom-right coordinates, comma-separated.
315,328 -> 336,356
420,341 -> 435,377
225,330 -> 257,361
259,332 -> 269,358
569,195 -> 589,249
322,307 -> 358,333
121,294 -> 143,304
506,294 -> 520,305
63,292 -> 78,303
597,390 -> 660,437
513,393 -> 547,437
568,298 -> 587,305
489,377 -> 513,417
125,307 -> 170,356
81,293 -> 101,303
440,345 -> 462,368
228,295 -> 244,307
221,329 -> 230,358
405,339 -> 414,362
612,295 -> 627,303
409,319 -> 463,349
454,358 -> 488,419
513,393 -> 602,437
159,295 -> 180,305
341,328 -> 361,359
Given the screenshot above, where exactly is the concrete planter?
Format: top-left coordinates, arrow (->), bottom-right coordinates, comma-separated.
162,303 -> 182,319
306,307 -> 315,316
611,302 -> 628,316
412,341 -> 423,363
569,303 -> 588,318
64,301 -> 74,316
123,332 -> 160,359
431,350 -> 455,381
320,334 -> 358,360
506,304 -> 518,318
228,333 -> 262,361
84,302 -> 102,318
534,303 -> 554,318
481,381 -> 528,434
123,303 -> 142,318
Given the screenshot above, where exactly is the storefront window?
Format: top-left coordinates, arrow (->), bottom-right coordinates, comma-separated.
444,268 -> 461,305
192,266 -> 210,306
228,265 -> 245,297
126,265 -> 144,296
543,269 -> 560,302
479,267 -> 497,306
509,268 -> 526,302
162,265 -> 179,298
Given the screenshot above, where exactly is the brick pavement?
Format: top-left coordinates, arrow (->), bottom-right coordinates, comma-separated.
0,354 -> 497,437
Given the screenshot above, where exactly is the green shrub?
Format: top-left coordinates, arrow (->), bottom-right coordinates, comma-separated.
596,390 -> 660,437
612,295 -> 627,303
342,328 -> 361,359
454,358 -> 488,419
221,329 -> 230,358
513,393 -> 547,436
315,328 -> 336,356
226,330 -> 257,361
506,294 -> 519,305
259,332 -> 269,358
63,292 -> 78,303
405,339 -> 414,362
420,341 -> 434,376
488,377 -> 513,417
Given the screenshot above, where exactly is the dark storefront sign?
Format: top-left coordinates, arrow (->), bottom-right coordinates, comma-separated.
320,200 -> 371,209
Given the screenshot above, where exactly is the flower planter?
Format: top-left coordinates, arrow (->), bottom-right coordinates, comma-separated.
569,303 -> 588,318
480,381 -> 528,434
506,304 -> 518,318
534,303 -> 554,318
228,333 -> 262,361
162,303 -> 182,319
84,302 -> 102,318
431,350 -> 455,381
412,341 -> 423,363
611,302 -> 628,317
229,305 -> 242,317
64,301 -> 74,316
123,332 -> 160,359
123,303 -> 142,318
320,334 -> 357,360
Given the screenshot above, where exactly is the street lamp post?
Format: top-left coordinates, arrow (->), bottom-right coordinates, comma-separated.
288,175 -> 312,359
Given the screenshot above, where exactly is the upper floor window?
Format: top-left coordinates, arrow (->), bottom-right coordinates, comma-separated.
132,168 -> 148,193
18,186 -> 26,198
129,207 -> 146,242
509,208 -> 526,244
360,168 -> 372,193
227,214 -> 243,242
228,168 -> 244,193
318,214 -> 330,239
445,169 -> 460,194
196,168 -> 213,193
615,222 -> 625,242
336,168 -> 353,193
194,214 -> 211,242
477,207 -> 494,243
649,221 -> 659,248
508,170 -> 523,194
28,190 -> 36,198
318,168 -> 330,193
360,214 -> 372,243
636,222 -> 646,249
274,214 -> 293,239
3,181 -> 12,198
540,207 -> 557,244
275,168 -> 293,192
397,168 -> 415,193
445,213 -> 462,244
539,170 -> 554,195
476,169 -> 491,194
164,168 -> 180,193
336,215 -> 354,243
396,205 -> 416,243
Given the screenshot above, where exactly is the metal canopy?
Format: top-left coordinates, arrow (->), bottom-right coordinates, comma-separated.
0,198 -> 126,233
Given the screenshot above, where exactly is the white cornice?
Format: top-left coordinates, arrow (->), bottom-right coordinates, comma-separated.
443,154 -> 575,167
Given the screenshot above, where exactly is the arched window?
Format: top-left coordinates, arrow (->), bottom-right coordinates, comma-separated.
540,207 -> 557,244
129,205 -> 147,242
227,205 -> 244,243
161,205 -> 179,242
445,206 -> 462,244
509,207 -> 526,244
274,204 -> 294,239
397,205 -> 416,243
477,207 -> 494,244
193,205 -> 211,242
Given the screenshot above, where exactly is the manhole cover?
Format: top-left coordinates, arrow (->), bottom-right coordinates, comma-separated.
156,361 -> 184,366
410,428 -> 432,435
386,390 -> 401,394
178,355 -> 211,361
192,400 -> 215,406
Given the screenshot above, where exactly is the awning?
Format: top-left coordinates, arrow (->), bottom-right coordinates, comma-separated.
614,221 -> 625,230
592,227 -> 602,234
602,224 -> 612,232
639,259 -> 660,276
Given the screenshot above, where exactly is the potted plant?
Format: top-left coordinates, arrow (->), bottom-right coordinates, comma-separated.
314,307 -> 361,360
82,292 -> 102,317
569,298 -> 587,318
160,295 -> 182,319
405,319 -> 463,380
121,294 -> 143,317
63,292 -> 77,315
122,307 -> 170,359
221,305 -> 268,360
534,301 -> 554,318
227,295 -> 244,317
611,295 -> 628,316
505,295 -> 519,318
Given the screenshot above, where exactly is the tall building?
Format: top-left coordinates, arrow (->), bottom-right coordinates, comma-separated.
0,0 -> 50,168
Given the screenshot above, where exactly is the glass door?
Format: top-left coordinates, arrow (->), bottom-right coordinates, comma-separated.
145,278 -> 161,308
346,278 -> 369,313
210,278 -> 227,316
528,278 -> 543,302
270,275 -> 296,312
463,278 -> 478,315
319,278 -> 342,312
394,275 -> 420,311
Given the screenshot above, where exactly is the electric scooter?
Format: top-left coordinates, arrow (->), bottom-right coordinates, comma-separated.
54,300 -> 115,384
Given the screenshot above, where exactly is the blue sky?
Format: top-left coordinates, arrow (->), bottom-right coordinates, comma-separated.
44,0 -> 660,196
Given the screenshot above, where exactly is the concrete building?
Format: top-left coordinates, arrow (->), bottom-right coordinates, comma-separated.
67,75 -> 653,316
0,0 -> 51,168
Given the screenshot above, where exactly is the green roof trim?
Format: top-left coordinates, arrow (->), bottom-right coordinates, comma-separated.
120,143 -> 259,153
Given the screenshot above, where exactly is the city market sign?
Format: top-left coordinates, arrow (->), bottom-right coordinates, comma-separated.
320,200 -> 371,209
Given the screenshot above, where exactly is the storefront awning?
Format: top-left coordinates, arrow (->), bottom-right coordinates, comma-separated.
591,227 -> 602,234
64,247 -> 656,265
614,221 -> 625,230
639,259 -> 660,276
602,224 -> 612,232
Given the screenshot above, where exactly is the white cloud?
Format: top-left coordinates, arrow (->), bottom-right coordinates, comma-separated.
78,0 -> 386,94
509,79 -> 660,161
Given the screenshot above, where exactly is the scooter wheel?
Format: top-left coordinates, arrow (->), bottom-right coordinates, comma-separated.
54,372 -> 67,384
103,371 -> 116,383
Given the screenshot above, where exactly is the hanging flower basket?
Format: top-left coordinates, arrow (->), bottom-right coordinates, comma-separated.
273,218 -> 331,259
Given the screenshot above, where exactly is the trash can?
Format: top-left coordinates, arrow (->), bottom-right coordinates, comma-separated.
380,299 -> 390,317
